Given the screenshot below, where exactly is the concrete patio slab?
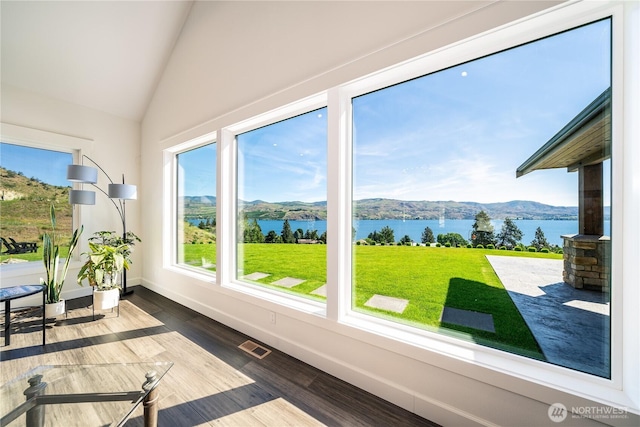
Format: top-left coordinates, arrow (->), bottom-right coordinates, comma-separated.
272,277 -> 305,288
242,272 -> 270,281
365,294 -> 409,314
487,255 -> 610,377
311,284 -> 327,297
441,307 -> 495,333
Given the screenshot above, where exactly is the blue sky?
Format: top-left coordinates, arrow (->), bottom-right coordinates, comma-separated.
0,143 -> 72,187
236,18 -> 610,206
2,20 -> 611,207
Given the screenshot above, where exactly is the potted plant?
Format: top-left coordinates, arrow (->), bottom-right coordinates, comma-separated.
77,231 -> 140,310
42,204 -> 83,318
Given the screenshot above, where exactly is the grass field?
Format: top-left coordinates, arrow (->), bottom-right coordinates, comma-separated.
183,243 -> 563,359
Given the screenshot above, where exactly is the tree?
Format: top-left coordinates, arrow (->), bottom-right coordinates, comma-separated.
293,228 -> 304,242
367,226 -> 395,244
264,230 -> 281,243
421,226 -> 434,244
243,219 -> 264,243
281,219 -> 295,243
379,226 -> 395,244
437,232 -> 468,247
496,218 -> 523,249
319,231 -> 327,244
400,235 -> 412,245
530,226 -> 549,251
304,229 -> 319,240
471,210 -> 496,247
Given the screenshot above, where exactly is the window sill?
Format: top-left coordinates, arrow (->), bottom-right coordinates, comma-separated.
340,311 -> 638,415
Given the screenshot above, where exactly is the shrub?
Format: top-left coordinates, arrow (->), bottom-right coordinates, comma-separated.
486,244 -> 495,249
435,243 -> 441,247
514,247 -> 522,251
528,247 -> 537,252
445,242 -> 451,247
500,246 -> 507,250
476,244 -> 484,249
557,249 -> 563,254
540,248 -> 549,253
356,241 -> 361,245
467,244 -> 473,248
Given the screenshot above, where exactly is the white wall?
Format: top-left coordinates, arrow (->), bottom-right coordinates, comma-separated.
141,2 -> 638,426
0,85 -> 142,299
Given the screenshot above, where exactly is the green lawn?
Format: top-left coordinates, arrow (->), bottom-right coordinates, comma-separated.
183,243 -> 562,359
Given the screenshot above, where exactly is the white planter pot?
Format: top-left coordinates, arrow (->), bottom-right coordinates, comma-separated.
45,300 -> 65,318
93,288 -> 120,310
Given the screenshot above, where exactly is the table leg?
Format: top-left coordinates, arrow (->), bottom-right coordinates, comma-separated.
4,299 -> 10,346
143,386 -> 159,427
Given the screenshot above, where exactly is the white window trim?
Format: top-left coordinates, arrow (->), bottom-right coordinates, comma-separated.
218,92 -> 328,311
0,122 -> 93,277
163,131 -> 217,278
333,0 -> 637,413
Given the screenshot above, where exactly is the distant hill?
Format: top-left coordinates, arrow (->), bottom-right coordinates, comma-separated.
180,196 -> 602,221
0,166 -> 72,243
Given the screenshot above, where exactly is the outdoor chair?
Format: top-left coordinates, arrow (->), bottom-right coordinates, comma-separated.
9,238 -> 37,253
1,237 -> 37,254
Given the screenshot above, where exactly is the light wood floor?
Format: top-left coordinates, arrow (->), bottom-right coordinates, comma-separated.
1,286 -> 438,426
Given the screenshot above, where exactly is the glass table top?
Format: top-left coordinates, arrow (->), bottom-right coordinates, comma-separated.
0,362 -> 173,427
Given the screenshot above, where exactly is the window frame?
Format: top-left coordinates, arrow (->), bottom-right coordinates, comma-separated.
334,1 -> 629,409
0,123 -> 92,277
220,92 -> 328,311
164,131 -> 217,281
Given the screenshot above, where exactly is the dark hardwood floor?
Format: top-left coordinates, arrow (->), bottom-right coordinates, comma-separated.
1,286 -> 438,426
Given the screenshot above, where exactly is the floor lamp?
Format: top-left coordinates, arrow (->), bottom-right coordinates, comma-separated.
67,155 -> 137,296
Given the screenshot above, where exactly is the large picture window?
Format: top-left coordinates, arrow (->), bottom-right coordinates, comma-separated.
0,142 -> 73,264
351,19 -> 612,377
176,143 -> 217,272
236,107 -> 328,302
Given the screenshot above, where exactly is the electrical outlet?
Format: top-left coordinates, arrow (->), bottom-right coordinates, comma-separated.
269,311 -> 276,324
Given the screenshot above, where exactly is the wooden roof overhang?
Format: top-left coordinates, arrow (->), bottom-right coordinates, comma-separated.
516,88 -> 611,178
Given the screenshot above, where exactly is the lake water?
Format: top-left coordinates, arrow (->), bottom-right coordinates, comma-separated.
239,219 -> 611,247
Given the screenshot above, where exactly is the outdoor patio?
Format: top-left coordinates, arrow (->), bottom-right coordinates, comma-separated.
487,255 -> 610,377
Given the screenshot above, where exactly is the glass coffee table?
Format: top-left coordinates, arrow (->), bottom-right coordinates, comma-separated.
0,362 -> 173,427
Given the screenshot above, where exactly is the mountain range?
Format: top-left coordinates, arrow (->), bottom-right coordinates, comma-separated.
180,196 -> 607,221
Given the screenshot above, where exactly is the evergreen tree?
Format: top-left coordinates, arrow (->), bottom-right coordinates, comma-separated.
400,235 -> 412,245
496,218 -> 523,249
264,230 -> 281,243
421,226 -> 435,244
281,219 -> 295,243
320,231 -> 327,244
471,210 -> 496,247
367,227 -> 395,244
243,219 -> 264,243
304,229 -> 319,240
530,226 -> 549,251
379,226 -> 395,244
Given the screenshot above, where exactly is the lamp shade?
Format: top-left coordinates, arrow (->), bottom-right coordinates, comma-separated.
67,165 -> 98,183
69,189 -> 96,205
108,184 -> 137,200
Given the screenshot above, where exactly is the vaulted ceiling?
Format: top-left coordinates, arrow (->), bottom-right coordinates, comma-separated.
1,1 -> 193,121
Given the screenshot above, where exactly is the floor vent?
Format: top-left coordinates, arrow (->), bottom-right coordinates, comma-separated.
238,340 -> 272,359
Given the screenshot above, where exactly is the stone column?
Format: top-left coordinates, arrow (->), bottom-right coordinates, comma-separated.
563,234 -> 610,293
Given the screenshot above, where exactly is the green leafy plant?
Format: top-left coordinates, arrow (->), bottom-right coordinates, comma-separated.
41,204 -> 83,304
77,231 -> 140,290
